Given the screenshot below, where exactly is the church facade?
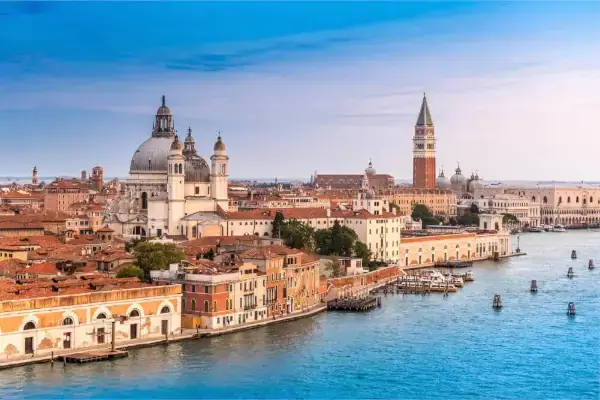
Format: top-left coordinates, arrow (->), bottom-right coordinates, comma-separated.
104,97 -> 229,239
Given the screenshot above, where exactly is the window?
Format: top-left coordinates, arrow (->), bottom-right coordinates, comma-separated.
191,299 -> 196,311
195,187 -> 199,195
204,286 -> 209,294
191,285 -> 196,293
213,301 -> 217,312
182,299 -> 186,311
160,306 -> 170,314
204,301 -> 209,313
63,317 -> 74,325
24,321 -> 36,330
129,309 -> 140,317
96,313 -> 107,320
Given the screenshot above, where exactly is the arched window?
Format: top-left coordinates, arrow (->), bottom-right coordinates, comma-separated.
213,301 -> 217,312
24,321 -> 36,330
543,196 -> 548,204
191,299 -> 196,311
558,196 -> 562,204
96,313 -> 107,320
141,192 -> 148,210
182,299 -> 186,311
204,300 -> 209,313
129,309 -> 140,318
178,164 -> 183,174
567,196 -> 571,203
531,196 -> 536,202
590,196 -> 594,203
576,196 -> 580,203
63,317 -> 74,325
192,226 -> 197,238
160,306 -> 170,314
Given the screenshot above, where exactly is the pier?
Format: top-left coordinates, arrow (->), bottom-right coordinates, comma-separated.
327,296 -> 379,312
57,350 -> 129,364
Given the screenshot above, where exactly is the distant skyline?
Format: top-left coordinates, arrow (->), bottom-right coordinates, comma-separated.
1,2 -> 599,181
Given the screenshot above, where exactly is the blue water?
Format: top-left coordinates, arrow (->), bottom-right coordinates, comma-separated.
1,231 -> 598,399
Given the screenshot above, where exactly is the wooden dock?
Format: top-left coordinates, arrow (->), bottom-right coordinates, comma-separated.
57,350 -> 129,364
327,296 -> 379,312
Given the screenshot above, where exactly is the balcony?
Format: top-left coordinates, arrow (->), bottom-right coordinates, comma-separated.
243,304 -> 257,311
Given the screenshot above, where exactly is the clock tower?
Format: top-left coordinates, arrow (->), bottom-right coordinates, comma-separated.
412,93 -> 436,189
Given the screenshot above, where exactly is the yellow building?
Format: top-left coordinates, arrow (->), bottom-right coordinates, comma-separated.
380,188 -> 457,219
0,278 -> 181,360
400,214 -> 511,267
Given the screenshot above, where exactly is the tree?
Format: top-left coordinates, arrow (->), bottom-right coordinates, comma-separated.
458,211 -> 479,226
353,240 -> 371,267
116,265 -> 145,280
201,248 -> 215,260
448,217 -> 458,226
125,237 -> 146,253
411,204 -> 440,227
470,203 -> 480,214
502,213 -> 519,226
272,211 -> 285,238
280,219 -> 315,252
132,242 -> 186,281
325,256 -> 343,277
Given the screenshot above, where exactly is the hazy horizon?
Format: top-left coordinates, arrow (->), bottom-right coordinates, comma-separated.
1,2 -> 599,181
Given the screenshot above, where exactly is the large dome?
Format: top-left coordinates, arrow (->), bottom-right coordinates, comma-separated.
130,136 -> 173,173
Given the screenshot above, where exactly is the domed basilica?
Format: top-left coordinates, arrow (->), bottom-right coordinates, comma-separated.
436,163 -> 483,198
104,96 -> 229,238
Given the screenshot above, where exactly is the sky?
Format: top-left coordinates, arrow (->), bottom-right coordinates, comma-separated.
1,1 -> 599,181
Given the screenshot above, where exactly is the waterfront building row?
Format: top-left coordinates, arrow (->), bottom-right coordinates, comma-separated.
150,245 -> 322,330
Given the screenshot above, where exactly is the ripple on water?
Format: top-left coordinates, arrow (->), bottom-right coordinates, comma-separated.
0,231 -> 599,399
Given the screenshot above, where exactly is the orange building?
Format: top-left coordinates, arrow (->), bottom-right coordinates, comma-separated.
240,247 -> 286,317
44,178 -> 89,212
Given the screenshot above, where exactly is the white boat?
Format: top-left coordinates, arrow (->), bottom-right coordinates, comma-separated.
553,225 -> 567,232
529,226 -> 543,233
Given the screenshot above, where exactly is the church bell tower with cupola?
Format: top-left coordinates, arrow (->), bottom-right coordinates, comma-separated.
210,133 -> 229,210
167,135 -> 185,235
412,93 -> 436,188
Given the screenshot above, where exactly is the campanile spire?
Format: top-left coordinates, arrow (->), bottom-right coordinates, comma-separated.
412,93 -> 436,188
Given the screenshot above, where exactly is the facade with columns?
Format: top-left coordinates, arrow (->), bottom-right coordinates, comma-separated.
103,96 -> 230,238
413,94 -> 436,189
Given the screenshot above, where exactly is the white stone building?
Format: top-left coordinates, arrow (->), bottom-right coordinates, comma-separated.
104,96 -> 229,238
476,194 -> 541,227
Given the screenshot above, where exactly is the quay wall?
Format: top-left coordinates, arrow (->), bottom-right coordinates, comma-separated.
327,266 -> 401,298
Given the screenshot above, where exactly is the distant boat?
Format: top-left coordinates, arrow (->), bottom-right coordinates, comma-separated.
553,225 -> 567,232
589,260 -> 594,270
529,226 -> 543,233
571,250 -> 577,260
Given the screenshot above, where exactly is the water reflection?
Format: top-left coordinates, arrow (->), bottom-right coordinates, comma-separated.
0,231 -> 598,400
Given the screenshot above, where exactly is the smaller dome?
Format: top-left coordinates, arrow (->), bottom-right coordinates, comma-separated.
365,159 -> 376,175
171,135 -> 183,151
214,135 -> 226,151
436,169 -> 451,189
365,189 -> 375,199
450,164 -> 467,186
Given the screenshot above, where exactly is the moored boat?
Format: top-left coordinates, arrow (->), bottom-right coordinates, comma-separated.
529,226 -> 543,233
589,259 -> 595,270
553,225 -> 567,232
571,250 -> 577,260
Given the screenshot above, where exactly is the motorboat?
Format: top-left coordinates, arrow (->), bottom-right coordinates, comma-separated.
571,250 -> 577,260
529,226 -> 543,233
589,259 -> 595,270
553,225 -> 567,232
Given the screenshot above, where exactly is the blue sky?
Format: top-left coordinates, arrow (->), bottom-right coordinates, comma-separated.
1,2 -> 599,181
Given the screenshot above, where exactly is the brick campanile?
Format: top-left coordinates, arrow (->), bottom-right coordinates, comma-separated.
412,93 -> 436,188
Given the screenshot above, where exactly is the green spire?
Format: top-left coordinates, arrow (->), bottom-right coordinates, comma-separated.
416,92 -> 433,126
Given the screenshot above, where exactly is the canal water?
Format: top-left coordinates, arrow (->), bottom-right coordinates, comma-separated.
1,231 -> 598,399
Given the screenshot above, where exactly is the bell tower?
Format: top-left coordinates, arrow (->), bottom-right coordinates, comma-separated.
210,133 -> 229,210
412,93 -> 436,188
167,135 -> 185,235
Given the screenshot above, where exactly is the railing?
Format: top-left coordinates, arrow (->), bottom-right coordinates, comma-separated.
243,304 -> 257,311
